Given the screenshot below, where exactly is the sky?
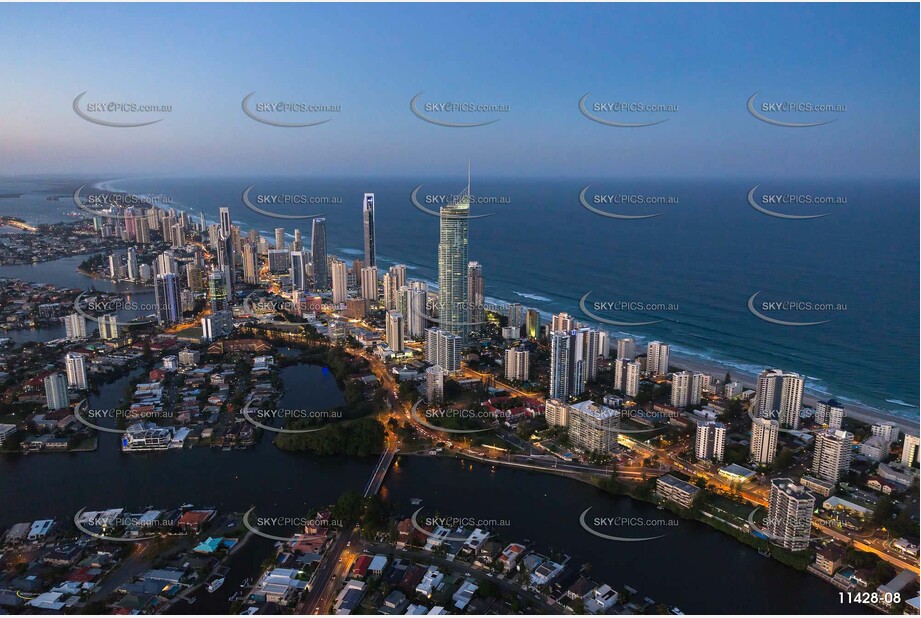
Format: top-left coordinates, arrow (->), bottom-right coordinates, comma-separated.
0,3 -> 917,179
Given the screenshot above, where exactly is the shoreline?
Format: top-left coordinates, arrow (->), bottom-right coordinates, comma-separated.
22,179 -> 921,433
669,352 -> 919,436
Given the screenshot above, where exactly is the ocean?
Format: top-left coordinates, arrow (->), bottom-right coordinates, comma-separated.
0,175 -> 917,421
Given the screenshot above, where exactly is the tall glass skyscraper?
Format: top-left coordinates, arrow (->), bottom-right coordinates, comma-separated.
437,177 -> 470,340
363,193 -> 376,268
311,218 -> 328,291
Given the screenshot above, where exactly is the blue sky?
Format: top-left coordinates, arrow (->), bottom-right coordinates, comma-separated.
0,3 -> 917,178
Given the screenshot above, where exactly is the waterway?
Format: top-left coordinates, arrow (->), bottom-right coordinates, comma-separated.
0,256 -> 867,614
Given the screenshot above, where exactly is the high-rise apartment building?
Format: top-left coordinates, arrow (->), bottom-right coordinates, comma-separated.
65,352 -> 88,390
425,327 -> 461,373
646,341 -> 670,377
504,346 -> 530,381
750,417 -> 780,465
331,259 -> 348,305
363,193 -> 376,268
311,218 -> 328,291
695,421 -> 726,462
437,179 -> 470,339
385,311 -> 404,352
811,429 -> 853,483
756,369 -> 805,429
768,479 -> 815,552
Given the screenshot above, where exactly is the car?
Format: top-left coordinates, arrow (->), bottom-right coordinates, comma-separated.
346,541 -> 351,547
465,572 -> 471,577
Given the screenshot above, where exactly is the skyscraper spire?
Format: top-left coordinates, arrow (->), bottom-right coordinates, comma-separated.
467,159 -> 471,196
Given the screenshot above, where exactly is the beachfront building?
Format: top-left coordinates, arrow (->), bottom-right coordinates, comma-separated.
755,369 -> 804,429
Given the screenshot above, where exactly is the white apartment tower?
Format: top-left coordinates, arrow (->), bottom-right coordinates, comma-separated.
695,421 -> 726,462
755,369 -> 804,429
65,352 -> 88,390
811,429 -> 853,483
385,311 -> 404,353
504,346 -> 530,382
768,479 -> 815,552
750,417 -> 780,465
646,341 -> 670,377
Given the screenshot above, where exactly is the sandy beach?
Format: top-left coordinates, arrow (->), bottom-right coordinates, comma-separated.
669,352 -> 920,436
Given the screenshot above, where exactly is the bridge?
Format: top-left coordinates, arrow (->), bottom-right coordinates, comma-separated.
363,446 -> 397,497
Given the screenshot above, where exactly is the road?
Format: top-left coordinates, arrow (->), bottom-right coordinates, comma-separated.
296,447 -> 397,614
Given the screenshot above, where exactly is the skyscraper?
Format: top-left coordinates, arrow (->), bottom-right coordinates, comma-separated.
63,313 -> 87,340
504,346 -> 530,381
208,270 -> 228,312
549,329 -> 590,401
614,358 -> 641,397
44,373 -> 68,410
126,247 -> 139,281
360,266 -> 378,302
292,228 -> 302,252
218,207 -> 235,295
695,421 -> 726,462
437,173 -> 471,339
385,311 -> 404,352
154,273 -> 181,325
768,479 -> 815,552
815,399 -> 845,429
290,251 -> 307,292
467,261 -> 485,328
507,303 -> 525,329
311,218 -> 328,291
750,417 -> 780,465
811,429 -> 853,483
99,314 -> 119,340
525,308 -> 541,339
671,371 -> 692,408
425,365 -> 444,403
65,352 -> 88,390
425,327 -> 461,373
756,369 -> 805,429
405,281 -> 428,338
274,227 -> 285,250
902,434 -> 920,467
243,243 -> 259,285
616,337 -> 636,360
646,341 -> 670,377
363,193 -> 376,268
551,312 -> 575,332
331,259 -> 348,305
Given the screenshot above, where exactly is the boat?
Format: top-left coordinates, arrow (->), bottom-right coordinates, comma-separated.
410,498 -> 423,506
207,577 -> 225,593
